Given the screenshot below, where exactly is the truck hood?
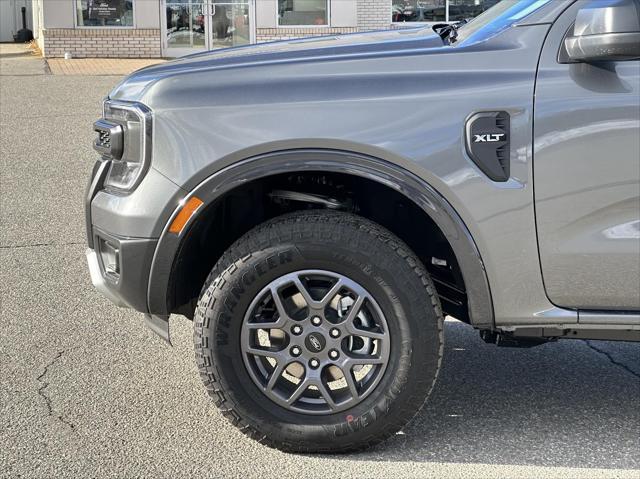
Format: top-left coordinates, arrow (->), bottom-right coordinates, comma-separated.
110,27 -> 446,101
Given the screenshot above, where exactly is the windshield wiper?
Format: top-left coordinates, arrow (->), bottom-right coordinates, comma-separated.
432,19 -> 469,44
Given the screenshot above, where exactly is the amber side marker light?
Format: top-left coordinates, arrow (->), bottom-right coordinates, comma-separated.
169,196 -> 204,234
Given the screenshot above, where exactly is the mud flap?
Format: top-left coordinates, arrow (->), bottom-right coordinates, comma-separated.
144,313 -> 171,345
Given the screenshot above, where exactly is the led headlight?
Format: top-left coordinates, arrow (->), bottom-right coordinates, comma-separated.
93,100 -> 152,193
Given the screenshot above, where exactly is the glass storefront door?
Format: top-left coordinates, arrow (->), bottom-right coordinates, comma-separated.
163,0 -> 254,57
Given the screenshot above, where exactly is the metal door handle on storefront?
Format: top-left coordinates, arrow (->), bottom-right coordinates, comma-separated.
203,3 -> 216,16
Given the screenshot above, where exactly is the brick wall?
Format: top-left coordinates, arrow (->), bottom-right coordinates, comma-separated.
257,27 -> 358,43
41,28 -> 162,58
357,0 -> 392,30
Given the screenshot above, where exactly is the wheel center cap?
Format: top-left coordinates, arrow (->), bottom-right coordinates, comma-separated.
304,332 -> 326,353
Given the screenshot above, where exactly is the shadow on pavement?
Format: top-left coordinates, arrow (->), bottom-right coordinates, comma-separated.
340,320 -> 640,469
0,50 -> 31,59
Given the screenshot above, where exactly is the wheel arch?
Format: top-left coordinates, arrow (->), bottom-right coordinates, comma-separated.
147,149 -> 494,329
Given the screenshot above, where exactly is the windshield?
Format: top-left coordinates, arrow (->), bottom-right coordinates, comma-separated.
454,0 -> 554,44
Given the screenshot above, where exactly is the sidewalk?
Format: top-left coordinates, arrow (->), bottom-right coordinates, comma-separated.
47,57 -> 166,76
0,43 -> 46,76
0,43 -> 165,76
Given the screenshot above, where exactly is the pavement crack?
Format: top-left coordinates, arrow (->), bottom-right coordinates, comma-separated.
584,340 -> 640,380
36,350 -> 76,431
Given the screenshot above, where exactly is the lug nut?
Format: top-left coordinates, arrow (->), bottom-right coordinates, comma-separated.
330,328 -> 340,338
309,358 -> 320,369
311,316 -> 322,326
329,349 -> 340,360
291,325 -> 303,335
291,346 -> 302,357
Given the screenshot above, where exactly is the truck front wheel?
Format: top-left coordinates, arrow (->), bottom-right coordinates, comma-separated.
193,210 -> 443,452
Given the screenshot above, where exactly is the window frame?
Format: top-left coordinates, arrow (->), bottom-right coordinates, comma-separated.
276,0 -> 331,28
74,0 -> 136,29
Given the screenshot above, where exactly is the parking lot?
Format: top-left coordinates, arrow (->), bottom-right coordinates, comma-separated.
1,44 -> 639,479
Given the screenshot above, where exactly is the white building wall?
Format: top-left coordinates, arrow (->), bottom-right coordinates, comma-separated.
41,0 -> 74,28
256,0 -> 278,28
0,0 -> 33,42
0,1 -> 16,42
135,0 -> 161,28
330,0 -> 357,27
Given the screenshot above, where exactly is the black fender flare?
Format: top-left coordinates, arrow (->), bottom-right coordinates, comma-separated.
147,149 -> 494,331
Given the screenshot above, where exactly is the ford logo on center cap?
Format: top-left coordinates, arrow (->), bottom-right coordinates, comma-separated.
309,336 -> 322,350
305,333 -> 326,352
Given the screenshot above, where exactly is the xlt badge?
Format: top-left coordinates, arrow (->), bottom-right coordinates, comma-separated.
474,133 -> 506,143
465,111 -> 511,182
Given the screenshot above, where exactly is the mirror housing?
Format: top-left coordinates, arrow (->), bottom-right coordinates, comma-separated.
563,0 -> 640,63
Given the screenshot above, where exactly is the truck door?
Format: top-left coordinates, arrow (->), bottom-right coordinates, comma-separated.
534,0 -> 640,310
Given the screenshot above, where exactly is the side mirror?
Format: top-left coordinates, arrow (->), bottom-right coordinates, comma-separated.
564,0 -> 640,63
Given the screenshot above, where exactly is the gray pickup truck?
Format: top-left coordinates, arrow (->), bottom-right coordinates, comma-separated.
86,0 -> 640,452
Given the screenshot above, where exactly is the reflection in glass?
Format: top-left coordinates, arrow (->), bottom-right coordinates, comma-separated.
391,0 -> 503,23
166,2 -> 206,48
392,1 -> 446,22
448,0 -> 501,22
211,2 -> 251,48
278,0 -> 328,26
166,1 -> 251,52
77,0 -> 134,27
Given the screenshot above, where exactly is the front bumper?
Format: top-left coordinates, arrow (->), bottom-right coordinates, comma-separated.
86,248 -> 127,308
86,231 -> 158,313
85,160 -> 175,313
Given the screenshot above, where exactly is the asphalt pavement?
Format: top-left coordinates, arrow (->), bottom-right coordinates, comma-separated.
1,44 -> 639,479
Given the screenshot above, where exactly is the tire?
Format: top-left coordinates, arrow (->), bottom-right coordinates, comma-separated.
194,210 -> 443,453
